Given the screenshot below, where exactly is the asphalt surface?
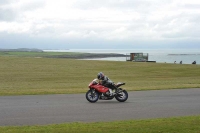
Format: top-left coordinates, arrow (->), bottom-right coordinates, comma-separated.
0,88 -> 200,126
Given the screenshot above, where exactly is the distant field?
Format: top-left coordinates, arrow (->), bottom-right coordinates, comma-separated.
0,54 -> 200,95
0,51 -> 126,59
0,51 -> 93,58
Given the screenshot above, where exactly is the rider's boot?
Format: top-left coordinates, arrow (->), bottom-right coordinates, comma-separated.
109,89 -> 113,96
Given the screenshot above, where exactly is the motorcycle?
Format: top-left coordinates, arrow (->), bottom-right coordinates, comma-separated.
86,79 -> 128,103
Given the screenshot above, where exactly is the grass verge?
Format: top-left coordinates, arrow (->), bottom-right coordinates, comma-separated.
0,115 -> 200,133
0,56 -> 200,95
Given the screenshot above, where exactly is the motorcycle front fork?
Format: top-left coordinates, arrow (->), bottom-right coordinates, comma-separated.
90,89 -> 96,96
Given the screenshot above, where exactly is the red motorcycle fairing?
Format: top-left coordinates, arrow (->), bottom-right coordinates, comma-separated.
89,82 -> 109,93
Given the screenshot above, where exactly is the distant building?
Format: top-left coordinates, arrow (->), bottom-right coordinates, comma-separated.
126,53 -> 149,62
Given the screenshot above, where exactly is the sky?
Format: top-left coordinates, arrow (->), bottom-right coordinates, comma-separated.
0,0 -> 200,50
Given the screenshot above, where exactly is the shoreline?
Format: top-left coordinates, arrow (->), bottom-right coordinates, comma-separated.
46,53 -> 128,59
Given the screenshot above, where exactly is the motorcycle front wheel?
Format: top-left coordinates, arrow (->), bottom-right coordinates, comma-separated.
86,90 -> 99,103
115,90 -> 128,102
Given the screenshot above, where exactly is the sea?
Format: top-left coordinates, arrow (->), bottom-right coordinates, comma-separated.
43,49 -> 200,65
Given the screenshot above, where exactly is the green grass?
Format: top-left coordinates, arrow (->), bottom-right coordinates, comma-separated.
0,115 -> 200,133
0,56 -> 200,95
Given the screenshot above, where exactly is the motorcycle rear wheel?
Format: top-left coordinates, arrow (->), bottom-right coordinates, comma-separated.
86,90 -> 99,103
115,90 -> 128,102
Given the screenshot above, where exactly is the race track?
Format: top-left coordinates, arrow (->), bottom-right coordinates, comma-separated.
0,88 -> 200,126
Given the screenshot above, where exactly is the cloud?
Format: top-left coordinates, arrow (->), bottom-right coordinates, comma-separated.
0,0 -> 18,21
0,0 -> 200,49
0,0 -> 15,5
0,8 -> 16,21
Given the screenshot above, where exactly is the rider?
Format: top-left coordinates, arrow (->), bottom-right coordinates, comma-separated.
97,72 -> 115,96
